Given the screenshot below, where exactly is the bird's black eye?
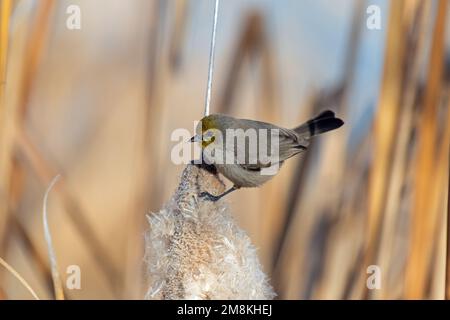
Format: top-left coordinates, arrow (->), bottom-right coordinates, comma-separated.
211,136 -> 215,142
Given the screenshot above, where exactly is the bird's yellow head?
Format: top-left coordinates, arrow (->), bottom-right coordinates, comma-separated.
192,115 -> 221,149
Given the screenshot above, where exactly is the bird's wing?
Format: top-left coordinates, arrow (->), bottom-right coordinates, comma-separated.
227,119 -> 308,165
276,127 -> 309,161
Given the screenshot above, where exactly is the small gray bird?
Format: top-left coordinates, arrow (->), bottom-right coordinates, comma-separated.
191,110 -> 344,201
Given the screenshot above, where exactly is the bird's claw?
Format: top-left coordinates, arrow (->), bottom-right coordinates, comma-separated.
199,191 -> 221,202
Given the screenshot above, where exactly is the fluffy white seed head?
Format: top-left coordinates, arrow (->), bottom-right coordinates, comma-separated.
145,164 -> 275,300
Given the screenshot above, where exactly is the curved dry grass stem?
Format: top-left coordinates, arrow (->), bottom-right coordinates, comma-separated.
0,256 -> 40,300
43,174 -> 64,300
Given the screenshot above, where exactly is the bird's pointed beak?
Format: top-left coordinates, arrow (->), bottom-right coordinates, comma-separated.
190,134 -> 201,143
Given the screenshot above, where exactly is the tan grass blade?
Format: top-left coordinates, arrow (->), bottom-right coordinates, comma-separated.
0,256 -> 40,300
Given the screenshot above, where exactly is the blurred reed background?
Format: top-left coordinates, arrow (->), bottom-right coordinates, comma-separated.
0,0 -> 449,299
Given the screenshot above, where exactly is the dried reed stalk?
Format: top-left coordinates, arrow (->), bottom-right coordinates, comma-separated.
376,0 -> 430,299
446,138 -> 450,299
405,0 -> 448,298
363,0 -> 405,298
0,0 -> 12,254
427,90 -> 450,298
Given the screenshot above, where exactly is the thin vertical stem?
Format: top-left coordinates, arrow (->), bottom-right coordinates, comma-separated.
204,0 -> 219,116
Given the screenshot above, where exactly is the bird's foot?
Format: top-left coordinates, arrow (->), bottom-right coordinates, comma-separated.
199,191 -> 221,202
199,186 -> 240,202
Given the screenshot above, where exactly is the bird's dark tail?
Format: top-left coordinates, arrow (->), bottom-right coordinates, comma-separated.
293,110 -> 344,137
